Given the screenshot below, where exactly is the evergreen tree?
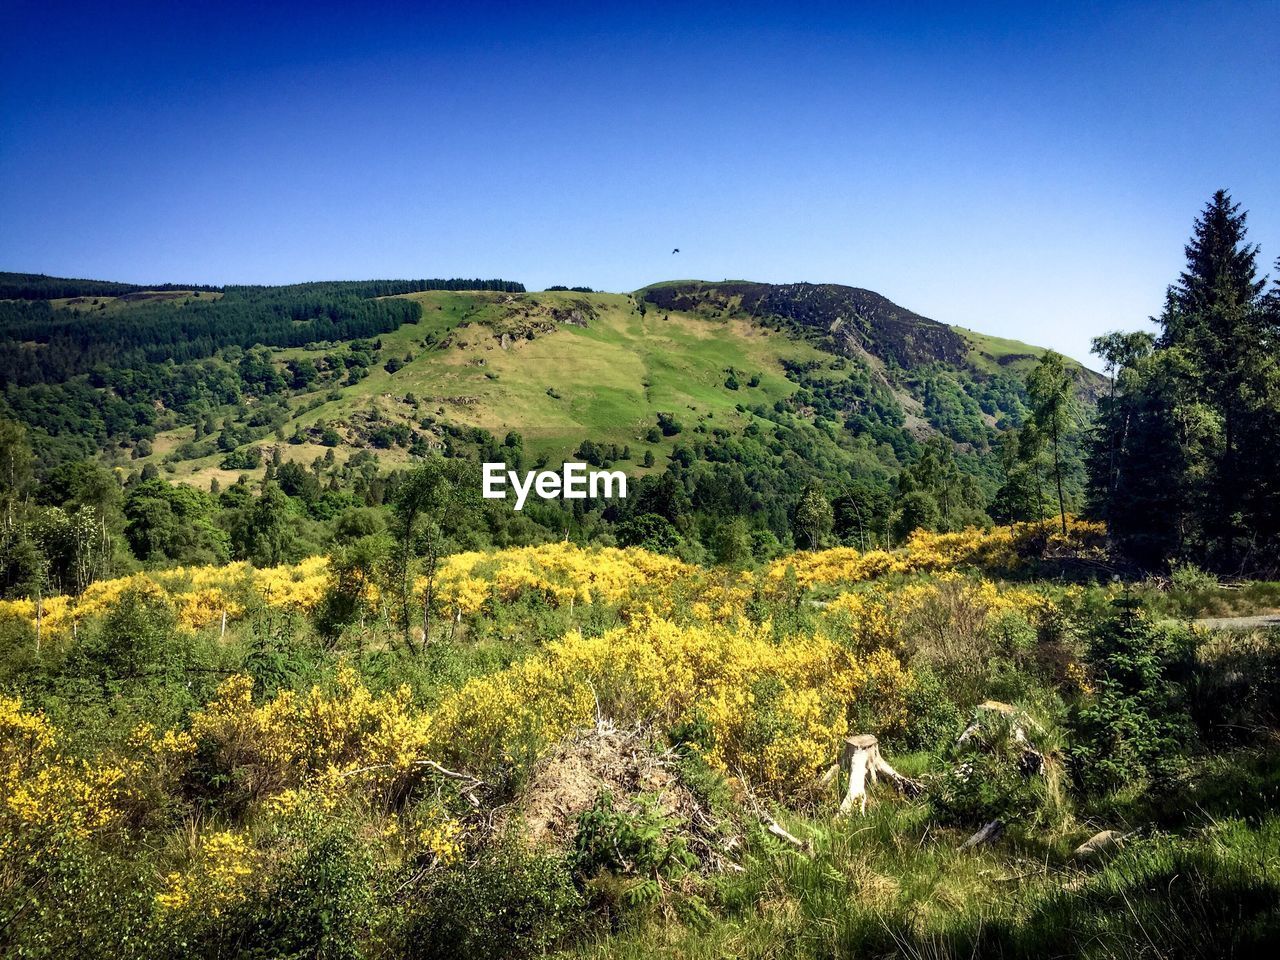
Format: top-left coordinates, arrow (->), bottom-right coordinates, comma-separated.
1086,191 -> 1278,569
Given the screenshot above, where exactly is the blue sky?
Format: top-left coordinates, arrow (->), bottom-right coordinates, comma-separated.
2,1 -> 1277,363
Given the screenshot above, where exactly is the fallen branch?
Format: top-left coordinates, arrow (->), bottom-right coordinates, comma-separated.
960,819 -> 1004,849
340,758 -> 487,803
739,773 -> 811,855
764,818 -> 808,850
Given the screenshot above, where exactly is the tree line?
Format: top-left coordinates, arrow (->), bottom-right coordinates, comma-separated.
1086,190 -> 1280,573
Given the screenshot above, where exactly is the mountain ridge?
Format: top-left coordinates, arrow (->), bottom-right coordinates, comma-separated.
0,271 -> 1096,517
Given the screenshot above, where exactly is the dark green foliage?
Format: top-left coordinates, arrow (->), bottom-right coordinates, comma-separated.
896,438 -> 989,534
897,664 -> 962,750
616,512 -> 682,553
1026,350 -> 1076,535
232,482 -> 299,567
656,412 -> 683,437
0,272 -> 217,299
791,480 -> 833,549
1069,607 -> 1195,795
124,478 -> 228,565
0,838 -> 157,960
569,792 -> 696,881
893,490 -> 940,541
82,583 -> 180,680
219,445 -> 262,470
930,712 -> 1054,827
709,516 -> 752,566
1088,191 -> 1280,570
401,843 -> 582,960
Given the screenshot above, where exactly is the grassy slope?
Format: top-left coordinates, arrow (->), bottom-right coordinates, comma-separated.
47,290 -> 224,313
108,285 -> 1094,489
952,324 -> 1101,383
156,290 -> 833,487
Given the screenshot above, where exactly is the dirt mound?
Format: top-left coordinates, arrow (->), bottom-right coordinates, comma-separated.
506,721 -> 734,867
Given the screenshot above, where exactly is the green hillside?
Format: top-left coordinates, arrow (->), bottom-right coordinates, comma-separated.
153,289 -> 842,488
0,271 -> 1102,546
97,282 -> 1090,492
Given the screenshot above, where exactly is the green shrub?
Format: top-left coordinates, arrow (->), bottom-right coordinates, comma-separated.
570,791 -> 695,882
0,836 -> 157,960
1069,609 -> 1194,796
896,664 -> 962,751
1170,561 -> 1219,594
154,811 -> 377,960
401,842 -> 582,960
930,712 -> 1055,827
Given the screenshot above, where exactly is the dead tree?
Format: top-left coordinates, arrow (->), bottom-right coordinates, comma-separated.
822,734 -> 922,816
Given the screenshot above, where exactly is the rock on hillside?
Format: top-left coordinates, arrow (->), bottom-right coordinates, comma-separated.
641,280 -> 970,369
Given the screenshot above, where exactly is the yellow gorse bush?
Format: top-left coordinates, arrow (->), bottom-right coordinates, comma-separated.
430,543 -> 703,617
0,521 -> 1105,639
155,829 -> 260,916
189,666 -> 432,802
0,697 -> 191,851
822,574 -> 1056,653
768,519 -> 1107,589
424,615 -> 911,794
149,615 -> 913,802
0,556 -> 333,636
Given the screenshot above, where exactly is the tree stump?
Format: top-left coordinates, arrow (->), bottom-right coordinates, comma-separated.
831,734 -> 922,816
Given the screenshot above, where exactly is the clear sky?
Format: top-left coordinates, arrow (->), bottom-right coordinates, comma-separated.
2,1 -> 1277,364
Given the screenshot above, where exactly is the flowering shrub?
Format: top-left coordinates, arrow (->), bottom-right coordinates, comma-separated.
188,667 -> 433,804
425,616 -> 911,794
822,575 -> 1055,649
155,829 -> 260,916
0,556 -> 332,636
0,523 -> 1107,641
766,519 -> 1107,590
431,543 -> 700,618
0,698 -> 190,853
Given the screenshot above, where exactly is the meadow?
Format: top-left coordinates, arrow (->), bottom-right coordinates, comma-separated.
3,521 -> 1277,959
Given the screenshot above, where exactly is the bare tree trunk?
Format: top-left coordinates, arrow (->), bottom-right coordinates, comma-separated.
1052,421 -> 1067,536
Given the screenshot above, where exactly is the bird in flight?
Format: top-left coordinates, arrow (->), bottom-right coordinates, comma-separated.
671,248 -> 680,254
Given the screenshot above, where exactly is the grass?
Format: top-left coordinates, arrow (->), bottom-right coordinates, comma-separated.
564,801 -> 1280,959
953,324 -> 1102,383
138,287 -> 1100,489
48,290 -> 223,313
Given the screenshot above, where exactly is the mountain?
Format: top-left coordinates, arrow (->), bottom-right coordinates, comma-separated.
0,272 -> 1100,525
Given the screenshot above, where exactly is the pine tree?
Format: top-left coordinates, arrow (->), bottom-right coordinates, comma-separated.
1164,191 -> 1269,564
1086,192 -> 1277,569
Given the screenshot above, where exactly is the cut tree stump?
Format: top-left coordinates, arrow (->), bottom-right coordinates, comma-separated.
957,700 -> 1046,775
830,734 -> 922,816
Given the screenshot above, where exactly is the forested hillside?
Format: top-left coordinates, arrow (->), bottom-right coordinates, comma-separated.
0,263 -> 1099,590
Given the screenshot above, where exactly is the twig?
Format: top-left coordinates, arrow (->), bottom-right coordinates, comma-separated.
340,758 -> 486,797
